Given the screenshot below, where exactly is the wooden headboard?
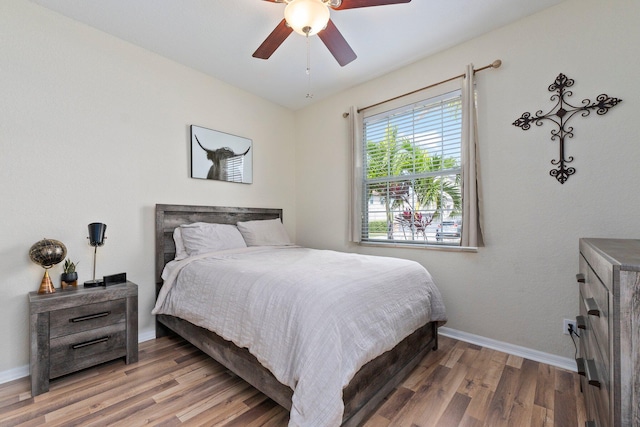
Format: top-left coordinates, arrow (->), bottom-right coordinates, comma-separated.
155,204 -> 283,285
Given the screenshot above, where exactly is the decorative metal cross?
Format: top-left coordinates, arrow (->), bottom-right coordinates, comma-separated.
513,73 -> 622,184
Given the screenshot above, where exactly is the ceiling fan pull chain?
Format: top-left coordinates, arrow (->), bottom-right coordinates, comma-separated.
306,34 -> 313,99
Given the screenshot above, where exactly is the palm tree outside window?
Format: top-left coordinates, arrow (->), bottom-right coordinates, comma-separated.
361,90 -> 463,245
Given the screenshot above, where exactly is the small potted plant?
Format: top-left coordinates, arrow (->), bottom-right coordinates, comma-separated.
61,258 -> 78,289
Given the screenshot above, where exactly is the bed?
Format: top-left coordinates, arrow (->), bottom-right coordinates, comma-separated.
153,204 -> 446,426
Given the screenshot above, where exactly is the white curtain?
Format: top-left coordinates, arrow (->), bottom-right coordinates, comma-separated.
348,106 -> 363,243
461,64 -> 484,247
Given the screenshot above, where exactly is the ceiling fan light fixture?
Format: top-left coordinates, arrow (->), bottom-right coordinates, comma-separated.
284,0 -> 331,36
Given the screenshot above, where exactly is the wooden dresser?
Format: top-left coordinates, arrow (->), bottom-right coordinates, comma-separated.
28,282 -> 138,396
577,238 -> 640,427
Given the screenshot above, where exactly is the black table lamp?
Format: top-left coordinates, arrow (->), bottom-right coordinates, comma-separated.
84,222 -> 106,287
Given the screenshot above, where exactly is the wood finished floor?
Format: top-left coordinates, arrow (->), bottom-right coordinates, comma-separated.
0,335 -> 586,426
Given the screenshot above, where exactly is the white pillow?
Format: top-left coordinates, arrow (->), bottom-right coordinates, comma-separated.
236,218 -> 291,246
179,222 -> 247,256
173,227 -> 188,261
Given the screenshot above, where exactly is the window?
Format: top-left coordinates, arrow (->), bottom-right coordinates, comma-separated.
361,90 -> 462,246
225,156 -> 244,183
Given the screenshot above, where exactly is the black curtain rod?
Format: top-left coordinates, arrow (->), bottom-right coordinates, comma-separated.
342,59 -> 502,118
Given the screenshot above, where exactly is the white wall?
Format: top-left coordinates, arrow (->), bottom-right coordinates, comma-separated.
294,0 -> 640,358
0,1 -> 296,373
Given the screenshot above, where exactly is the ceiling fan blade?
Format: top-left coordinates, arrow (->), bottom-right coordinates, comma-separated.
334,0 -> 411,10
252,19 -> 294,59
318,20 -> 357,66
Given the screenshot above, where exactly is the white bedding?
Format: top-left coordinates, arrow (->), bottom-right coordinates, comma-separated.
152,246 -> 446,427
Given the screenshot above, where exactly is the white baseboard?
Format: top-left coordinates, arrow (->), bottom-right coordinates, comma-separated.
0,365 -> 29,385
138,329 -> 156,343
439,327 -> 576,372
0,330 -> 157,385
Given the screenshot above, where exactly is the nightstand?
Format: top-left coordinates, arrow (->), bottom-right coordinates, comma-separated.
28,282 -> 138,396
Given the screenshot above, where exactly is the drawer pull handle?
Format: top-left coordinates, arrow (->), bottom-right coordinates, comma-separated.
584,359 -> 601,388
576,315 -> 586,330
584,298 -> 600,317
71,336 -> 109,350
576,357 -> 586,376
70,311 -> 111,323
576,273 -> 585,283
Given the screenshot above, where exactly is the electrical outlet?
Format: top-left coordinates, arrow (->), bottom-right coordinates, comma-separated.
563,318 -> 577,335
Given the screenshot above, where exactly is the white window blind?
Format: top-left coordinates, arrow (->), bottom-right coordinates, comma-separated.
225,156 -> 244,183
361,89 -> 463,245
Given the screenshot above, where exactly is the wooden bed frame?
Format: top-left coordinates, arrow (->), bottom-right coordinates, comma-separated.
155,204 -> 439,426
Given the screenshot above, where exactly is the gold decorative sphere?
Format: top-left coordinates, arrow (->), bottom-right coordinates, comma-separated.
29,239 -> 67,269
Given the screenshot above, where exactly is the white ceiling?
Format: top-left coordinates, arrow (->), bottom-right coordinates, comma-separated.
30,0 -> 564,110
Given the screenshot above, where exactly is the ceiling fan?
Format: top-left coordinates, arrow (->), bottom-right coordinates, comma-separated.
253,0 -> 412,67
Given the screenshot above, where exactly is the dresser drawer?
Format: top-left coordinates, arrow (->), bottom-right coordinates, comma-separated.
579,255 -> 610,363
580,296 -> 610,427
49,299 -> 126,338
49,323 -> 127,378
581,375 -> 600,427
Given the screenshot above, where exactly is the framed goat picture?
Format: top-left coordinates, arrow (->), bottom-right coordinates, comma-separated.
190,125 -> 253,184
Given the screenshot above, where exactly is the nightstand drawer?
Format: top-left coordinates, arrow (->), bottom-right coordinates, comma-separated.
49,323 -> 127,378
50,299 -> 126,338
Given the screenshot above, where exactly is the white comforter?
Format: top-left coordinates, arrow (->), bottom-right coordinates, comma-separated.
152,246 -> 446,427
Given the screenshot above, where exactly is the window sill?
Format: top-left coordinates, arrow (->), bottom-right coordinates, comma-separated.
358,241 -> 478,253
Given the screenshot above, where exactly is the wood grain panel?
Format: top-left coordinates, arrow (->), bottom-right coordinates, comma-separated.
578,238 -> 640,427
49,299 -> 126,338
28,283 -> 138,396
155,204 -> 283,284
49,325 -> 127,378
